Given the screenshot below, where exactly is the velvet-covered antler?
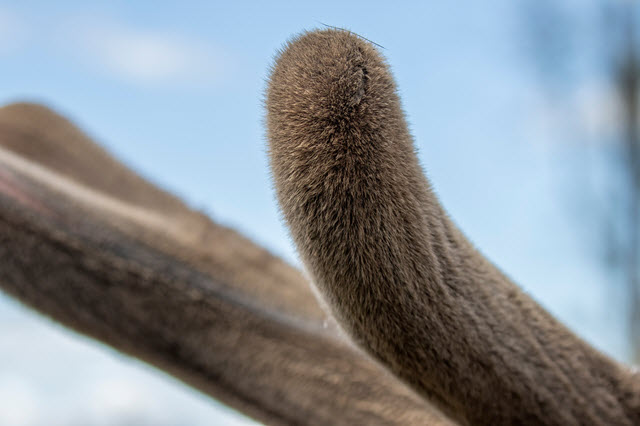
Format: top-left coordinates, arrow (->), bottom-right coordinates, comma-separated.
267,30 -> 640,426
2,27 -> 640,426
0,102 -> 451,425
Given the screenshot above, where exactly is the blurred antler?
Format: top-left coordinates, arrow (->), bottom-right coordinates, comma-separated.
0,103 -> 451,425
267,30 -> 640,426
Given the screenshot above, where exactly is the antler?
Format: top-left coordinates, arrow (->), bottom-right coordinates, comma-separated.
267,29 -> 640,426
3,27 -> 638,426
0,102 -> 326,321
0,102 -> 452,425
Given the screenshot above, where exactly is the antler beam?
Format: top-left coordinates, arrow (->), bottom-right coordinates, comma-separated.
0,103 -> 450,425
267,29 -> 640,426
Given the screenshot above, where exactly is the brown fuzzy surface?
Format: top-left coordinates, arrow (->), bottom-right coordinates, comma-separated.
0,102 -> 325,324
267,29 -> 640,425
0,103 -> 452,425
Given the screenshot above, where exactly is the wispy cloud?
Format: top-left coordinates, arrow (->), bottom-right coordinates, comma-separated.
0,301 -> 257,426
572,82 -> 621,138
0,8 -> 230,88
523,80 -> 622,147
60,19 -> 229,88
0,376 -> 38,426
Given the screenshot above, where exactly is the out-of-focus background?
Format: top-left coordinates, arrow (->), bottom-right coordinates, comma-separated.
1,1 -> 638,425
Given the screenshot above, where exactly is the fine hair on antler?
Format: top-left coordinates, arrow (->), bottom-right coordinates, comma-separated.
0,102 -> 450,425
267,29 -> 640,426
0,27 -> 639,426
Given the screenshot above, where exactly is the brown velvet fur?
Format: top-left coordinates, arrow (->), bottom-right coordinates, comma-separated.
0,102 -> 327,322
0,103 -> 451,425
267,29 -> 640,425
2,27 -> 640,426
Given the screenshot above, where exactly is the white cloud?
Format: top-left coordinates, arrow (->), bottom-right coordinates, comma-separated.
0,9 -> 229,87
572,82 -> 621,138
523,80 -> 623,148
0,298 -> 258,426
86,378 -> 180,426
0,376 -> 39,426
62,19 -> 227,88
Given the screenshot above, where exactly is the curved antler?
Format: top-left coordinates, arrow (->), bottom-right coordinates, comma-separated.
0,102 -> 325,321
267,29 -> 640,426
0,102 -> 452,425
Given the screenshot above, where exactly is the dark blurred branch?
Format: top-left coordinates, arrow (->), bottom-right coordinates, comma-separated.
616,10 -> 640,362
522,0 -> 640,362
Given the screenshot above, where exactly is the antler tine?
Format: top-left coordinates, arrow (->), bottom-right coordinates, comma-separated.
267,29 -> 640,426
0,102 -> 452,425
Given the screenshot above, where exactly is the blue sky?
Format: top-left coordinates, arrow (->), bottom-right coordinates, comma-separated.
0,1 -> 628,425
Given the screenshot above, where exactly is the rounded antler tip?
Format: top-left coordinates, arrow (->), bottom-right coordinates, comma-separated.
266,29 -> 396,150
